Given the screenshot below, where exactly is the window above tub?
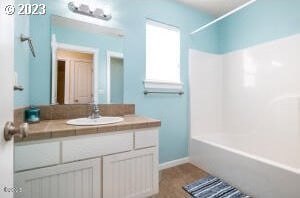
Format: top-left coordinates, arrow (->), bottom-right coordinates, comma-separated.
144,20 -> 183,90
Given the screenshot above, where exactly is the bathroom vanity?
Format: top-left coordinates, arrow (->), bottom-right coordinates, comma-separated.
12,10 -> 161,198
14,106 -> 160,198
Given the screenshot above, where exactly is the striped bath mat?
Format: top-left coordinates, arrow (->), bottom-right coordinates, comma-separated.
183,176 -> 251,198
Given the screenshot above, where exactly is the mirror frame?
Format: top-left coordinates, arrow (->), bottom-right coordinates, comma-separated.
51,34 -> 99,104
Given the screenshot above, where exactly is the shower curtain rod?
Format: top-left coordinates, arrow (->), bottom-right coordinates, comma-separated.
190,0 -> 256,35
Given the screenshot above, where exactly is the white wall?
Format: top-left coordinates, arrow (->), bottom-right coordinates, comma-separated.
189,50 -> 223,137
190,34 -> 300,138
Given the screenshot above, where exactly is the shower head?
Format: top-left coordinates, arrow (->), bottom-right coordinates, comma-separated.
20,34 -> 36,57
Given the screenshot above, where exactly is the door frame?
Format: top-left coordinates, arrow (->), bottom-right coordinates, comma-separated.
106,51 -> 123,104
51,34 -> 99,104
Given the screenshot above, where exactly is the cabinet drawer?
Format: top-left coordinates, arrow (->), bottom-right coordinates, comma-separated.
15,142 -> 60,172
62,132 -> 133,163
134,128 -> 158,149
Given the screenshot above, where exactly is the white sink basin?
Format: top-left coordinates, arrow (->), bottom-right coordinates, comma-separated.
66,117 -> 124,126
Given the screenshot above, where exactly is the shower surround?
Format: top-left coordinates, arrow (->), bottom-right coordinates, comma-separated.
189,34 -> 300,198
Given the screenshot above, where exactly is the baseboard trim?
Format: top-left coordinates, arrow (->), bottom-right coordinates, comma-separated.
159,157 -> 190,171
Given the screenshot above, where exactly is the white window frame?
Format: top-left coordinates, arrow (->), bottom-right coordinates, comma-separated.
144,20 -> 183,90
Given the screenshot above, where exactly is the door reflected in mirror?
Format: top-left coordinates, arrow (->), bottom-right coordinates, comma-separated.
51,15 -> 124,105
56,49 -> 94,104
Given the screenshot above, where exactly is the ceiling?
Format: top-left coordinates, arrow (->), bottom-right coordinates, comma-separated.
177,0 -> 252,17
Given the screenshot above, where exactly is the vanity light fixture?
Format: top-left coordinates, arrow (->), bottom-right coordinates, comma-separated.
68,1 -> 112,21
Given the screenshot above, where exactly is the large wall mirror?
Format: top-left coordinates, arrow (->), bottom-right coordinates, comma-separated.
51,16 -> 124,105
14,14 -> 125,107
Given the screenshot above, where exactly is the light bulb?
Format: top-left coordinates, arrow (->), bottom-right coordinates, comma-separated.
94,9 -> 104,17
72,0 -> 80,7
78,4 -> 90,13
102,5 -> 111,15
88,0 -> 97,11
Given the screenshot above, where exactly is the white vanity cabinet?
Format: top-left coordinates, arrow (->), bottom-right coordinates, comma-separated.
14,128 -> 159,198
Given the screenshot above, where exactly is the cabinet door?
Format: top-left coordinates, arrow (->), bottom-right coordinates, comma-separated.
15,158 -> 101,198
103,148 -> 159,198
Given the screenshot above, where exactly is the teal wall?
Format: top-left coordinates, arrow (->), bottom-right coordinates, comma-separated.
218,0 -> 300,54
28,9 -> 51,105
27,0 -> 216,163
14,0 -> 30,107
110,58 -> 124,104
191,22 -> 220,53
52,25 -> 123,104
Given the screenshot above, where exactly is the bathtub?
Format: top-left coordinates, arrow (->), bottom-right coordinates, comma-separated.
190,133 -> 300,198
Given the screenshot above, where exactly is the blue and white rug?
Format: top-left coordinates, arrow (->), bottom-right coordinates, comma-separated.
183,176 -> 251,198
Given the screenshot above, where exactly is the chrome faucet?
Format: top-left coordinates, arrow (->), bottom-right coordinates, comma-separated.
89,103 -> 100,119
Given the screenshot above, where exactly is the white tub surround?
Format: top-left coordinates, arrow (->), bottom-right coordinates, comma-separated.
189,34 -> 300,198
189,50 -> 223,136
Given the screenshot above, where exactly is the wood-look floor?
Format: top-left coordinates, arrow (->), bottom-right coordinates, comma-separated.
154,163 -> 208,198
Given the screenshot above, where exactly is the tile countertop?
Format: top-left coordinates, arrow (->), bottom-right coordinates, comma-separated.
15,115 -> 161,142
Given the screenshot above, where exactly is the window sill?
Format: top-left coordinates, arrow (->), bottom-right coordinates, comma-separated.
143,80 -> 184,90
